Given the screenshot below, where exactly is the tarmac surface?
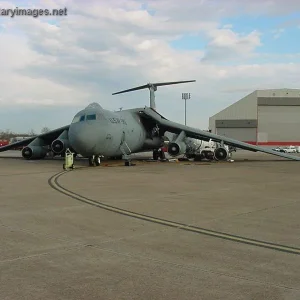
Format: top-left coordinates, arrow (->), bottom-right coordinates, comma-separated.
1,150 -> 300,300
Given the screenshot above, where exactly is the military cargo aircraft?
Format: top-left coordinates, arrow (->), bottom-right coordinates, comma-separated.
1,80 -> 300,165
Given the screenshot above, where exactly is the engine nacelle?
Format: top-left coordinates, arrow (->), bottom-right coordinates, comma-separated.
51,139 -> 70,154
167,130 -> 187,157
168,141 -> 186,157
214,147 -> 228,161
22,146 -> 48,160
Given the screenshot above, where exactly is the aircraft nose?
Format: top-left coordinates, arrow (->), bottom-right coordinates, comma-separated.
68,125 -> 97,156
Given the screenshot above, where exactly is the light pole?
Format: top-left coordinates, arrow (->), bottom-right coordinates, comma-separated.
182,92 -> 191,125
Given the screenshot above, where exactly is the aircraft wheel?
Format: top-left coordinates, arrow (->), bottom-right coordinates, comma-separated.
153,150 -> 159,160
89,156 -> 95,166
204,152 -> 213,160
159,149 -> 166,160
95,155 -> 101,166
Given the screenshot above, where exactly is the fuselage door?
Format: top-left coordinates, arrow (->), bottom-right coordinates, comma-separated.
121,131 -> 125,144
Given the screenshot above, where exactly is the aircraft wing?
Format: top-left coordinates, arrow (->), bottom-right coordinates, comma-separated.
141,108 -> 300,161
0,125 -> 70,152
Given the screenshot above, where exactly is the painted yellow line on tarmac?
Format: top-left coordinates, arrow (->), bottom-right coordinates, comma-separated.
49,171 -> 300,255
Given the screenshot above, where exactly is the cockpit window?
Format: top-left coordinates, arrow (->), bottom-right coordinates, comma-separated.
86,114 -> 96,121
72,116 -> 80,123
71,115 -> 85,123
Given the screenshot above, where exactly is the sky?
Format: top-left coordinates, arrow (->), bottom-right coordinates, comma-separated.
0,0 -> 300,134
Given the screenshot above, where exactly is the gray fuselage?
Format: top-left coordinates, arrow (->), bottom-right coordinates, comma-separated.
68,104 -> 152,157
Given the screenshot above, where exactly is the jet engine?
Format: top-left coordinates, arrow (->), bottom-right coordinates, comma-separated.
167,131 -> 187,157
214,147 -> 228,161
51,139 -> 70,155
168,141 -> 186,156
22,146 -> 48,160
50,130 -> 70,155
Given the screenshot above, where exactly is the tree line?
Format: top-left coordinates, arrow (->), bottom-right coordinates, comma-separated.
0,127 -> 51,140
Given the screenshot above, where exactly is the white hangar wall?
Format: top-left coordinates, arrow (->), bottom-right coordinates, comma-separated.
209,89 -> 300,146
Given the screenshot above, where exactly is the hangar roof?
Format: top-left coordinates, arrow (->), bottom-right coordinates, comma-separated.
210,88 -> 300,120
256,88 -> 300,98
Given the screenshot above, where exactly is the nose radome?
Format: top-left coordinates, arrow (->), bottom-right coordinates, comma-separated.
69,125 -> 98,156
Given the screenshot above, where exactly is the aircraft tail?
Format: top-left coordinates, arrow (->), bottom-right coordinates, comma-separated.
112,80 -> 196,110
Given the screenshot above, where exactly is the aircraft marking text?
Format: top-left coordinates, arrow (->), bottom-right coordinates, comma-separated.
108,118 -> 127,125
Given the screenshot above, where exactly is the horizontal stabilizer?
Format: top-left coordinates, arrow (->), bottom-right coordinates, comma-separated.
112,80 -> 196,95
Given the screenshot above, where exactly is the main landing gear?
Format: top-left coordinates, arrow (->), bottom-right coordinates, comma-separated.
88,155 -> 101,166
153,148 -> 166,161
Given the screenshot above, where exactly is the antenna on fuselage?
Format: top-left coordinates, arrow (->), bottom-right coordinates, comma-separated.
112,80 -> 196,110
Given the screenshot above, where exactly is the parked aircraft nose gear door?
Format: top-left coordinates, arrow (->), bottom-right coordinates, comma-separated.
120,131 -> 125,144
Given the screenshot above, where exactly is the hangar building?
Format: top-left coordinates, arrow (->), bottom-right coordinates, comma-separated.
209,89 -> 300,146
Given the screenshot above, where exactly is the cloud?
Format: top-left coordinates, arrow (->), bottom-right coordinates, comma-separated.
0,0 -> 300,132
272,28 -> 285,39
229,0 -> 300,16
202,28 -> 261,62
0,31 -> 90,108
146,0 -> 300,19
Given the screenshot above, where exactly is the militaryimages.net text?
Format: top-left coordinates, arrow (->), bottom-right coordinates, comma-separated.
0,6 -> 67,18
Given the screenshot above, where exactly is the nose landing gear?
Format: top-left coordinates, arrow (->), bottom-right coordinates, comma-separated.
88,155 -> 101,166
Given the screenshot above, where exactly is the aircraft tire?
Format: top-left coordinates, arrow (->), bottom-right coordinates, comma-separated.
159,149 -> 166,160
88,157 -> 95,166
153,150 -> 159,160
95,155 -> 101,166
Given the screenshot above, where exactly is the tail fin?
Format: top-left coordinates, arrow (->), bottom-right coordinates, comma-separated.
112,80 -> 196,110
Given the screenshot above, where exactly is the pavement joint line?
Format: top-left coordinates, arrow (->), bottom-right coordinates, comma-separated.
82,244 -> 300,291
198,199 -> 300,226
1,234 -> 298,291
48,170 -> 300,256
0,222 -> 87,244
0,228 -> 172,264
0,243 -> 89,264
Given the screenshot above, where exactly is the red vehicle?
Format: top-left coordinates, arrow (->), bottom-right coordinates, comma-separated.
0,140 -> 9,147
